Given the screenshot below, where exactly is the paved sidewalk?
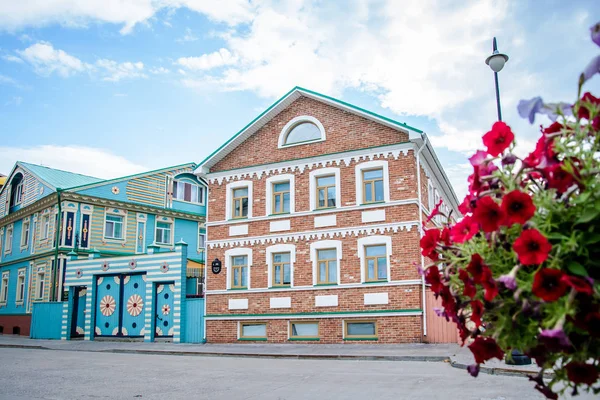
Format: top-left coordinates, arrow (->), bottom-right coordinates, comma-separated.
0,334 -> 543,377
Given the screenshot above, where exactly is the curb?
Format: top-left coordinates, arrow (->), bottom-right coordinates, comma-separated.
450,361 -> 553,378
0,344 -> 448,362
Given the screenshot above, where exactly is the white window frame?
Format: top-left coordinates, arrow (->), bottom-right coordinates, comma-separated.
4,224 -> 13,255
197,225 -> 206,253
310,240 -> 342,286
265,174 -> 295,215
20,219 -> 30,249
427,180 -> 435,212
154,217 -> 174,246
103,209 -> 126,241
36,266 -> 45,300
16,268 -> 25,303
0,271 -> 9,304
172,179 -> 206,205
225,247 -> 252,290
226,180 -> 253,220
41,214 -> 50,240
309,167 -> 341,211
355,160 -> 390,205
79,205 -> 93,250
266,244 -> 296,288
12,179 -> 24,206
357,235 -> 392,283
278,116 -> 326,148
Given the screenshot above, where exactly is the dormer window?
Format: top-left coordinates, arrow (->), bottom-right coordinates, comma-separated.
173,180 -> 205,205
278,116 -> 326,148
9,173 -> 24,210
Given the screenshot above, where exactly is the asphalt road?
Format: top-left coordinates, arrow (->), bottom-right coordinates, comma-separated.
0,348 -> 592,400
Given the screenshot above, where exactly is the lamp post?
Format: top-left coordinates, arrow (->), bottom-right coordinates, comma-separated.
485,37 -> 509,121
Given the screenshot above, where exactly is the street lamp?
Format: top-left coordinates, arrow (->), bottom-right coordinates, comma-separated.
485,37 -> 509,121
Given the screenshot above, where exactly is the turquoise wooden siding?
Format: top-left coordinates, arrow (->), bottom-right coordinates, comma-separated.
30,302 -> 63,339
184,298 -> 204,343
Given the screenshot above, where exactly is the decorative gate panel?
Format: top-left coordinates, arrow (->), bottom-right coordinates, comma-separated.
121,274 -> 146,337
95,276 -> 121,336
71,287 -> 87,337
155,283 -> 174,337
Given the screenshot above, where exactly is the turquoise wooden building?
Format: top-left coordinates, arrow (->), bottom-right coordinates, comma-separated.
0,161 -> 206,341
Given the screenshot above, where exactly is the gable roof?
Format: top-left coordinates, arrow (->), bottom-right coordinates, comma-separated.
195,86 -> 423,174
18,162 -> 103,190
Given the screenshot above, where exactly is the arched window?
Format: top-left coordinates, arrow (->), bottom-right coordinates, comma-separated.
9,173 -> 24,210
172,176 -> 205,205
278,116 -> 325,148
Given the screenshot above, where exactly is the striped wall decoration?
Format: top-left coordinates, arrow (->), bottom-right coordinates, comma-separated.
23,173 -> 41,208
126,173 -> 167,207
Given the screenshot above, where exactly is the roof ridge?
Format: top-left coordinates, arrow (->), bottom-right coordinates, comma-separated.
18,161 -> 102,180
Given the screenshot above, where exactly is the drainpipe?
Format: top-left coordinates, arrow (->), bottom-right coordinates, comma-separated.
51,188 -> 63,302
415,135 -> 429,337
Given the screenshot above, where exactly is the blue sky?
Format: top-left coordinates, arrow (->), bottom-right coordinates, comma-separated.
0,0 -> 598,198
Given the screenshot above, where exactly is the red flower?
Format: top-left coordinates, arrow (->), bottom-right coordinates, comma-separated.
459,269 -> 476,298
481,268 -> 499,302
532,268 -> 567,302
440,227 -> 452,246
467,254 -> 486,284
468,337 -> 504,364
424,266 -> 443,293
470,300 -> 484,328
482,121 -> 514,157
578,92 -> 600,120
542,121 -> 563,134
561,275 -> 593,295
523,135 -> 558,168
501,190 -> 536,226
544,163 -> 575,194
513,229 -> 552,265
473,196 -> 504,233
450,216 -> 478,243
458,194 -> 474,215
420,229 -> 440,259
565,362 -> 599,386
424,199 -> 444,227
439,285 -> 458,316
468,150 -> 488,166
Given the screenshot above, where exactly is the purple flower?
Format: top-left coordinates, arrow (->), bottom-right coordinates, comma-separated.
518,97 -> 544,124
468,150 -> 488,167
467,363 -> 480,377
591,22 -> 600,47
497,274 -> 517,290
543,102 -> 572,121
539,328 -> 571,351
583,55 -> 600,84
501,154 -> 517,166
433,307 -> 446,317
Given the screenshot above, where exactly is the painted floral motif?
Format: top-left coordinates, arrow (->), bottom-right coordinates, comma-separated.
169,284 -> 175,292
111,186 -> 120,195
156,327 -> 163,336
99,295 -> 116,316
123,276 -> 130,285
78,288 -> 87,297
129,259 -> 137,270
97,277 -> 104,285
112,327 -> 120,336
95,327 -> 102,335
156,284 -> 164,294
121,327 -> 128,336
127,294 -> 144,317
168,327 -> 174,336
114,276 -> 121,284
162,304 -> 170,315
76,326 -> 84,335
140,328 -> 145,336
160,262 -> 169,273
76,269 -> 83,279
101,261 -> 110,272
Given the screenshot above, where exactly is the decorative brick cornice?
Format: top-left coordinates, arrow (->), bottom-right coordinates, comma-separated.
207,221 -> 419,249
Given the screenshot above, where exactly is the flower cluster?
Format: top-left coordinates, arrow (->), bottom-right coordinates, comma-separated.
420,23 -> 600,399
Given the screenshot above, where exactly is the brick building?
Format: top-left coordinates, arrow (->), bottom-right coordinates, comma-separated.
197,87 -> 459,343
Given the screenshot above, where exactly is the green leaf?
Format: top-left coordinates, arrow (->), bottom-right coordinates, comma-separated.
576,208 -> 600,224
567,261 -> 588,277
546,232 -> 568,240
584,233 -> 600,244
574,191 -> 591,205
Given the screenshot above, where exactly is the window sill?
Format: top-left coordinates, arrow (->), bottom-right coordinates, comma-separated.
269,286 -> 291,289
314,207 -> 337,211
314,283 -> 338,287
269,212 -> 290,217
344,337 -> 379,341
289,337 -> 320,341
238,338 -> 267,341
361,201 -> 386,206
229,218 -> 249,222
228,288 -> 248,291
103,238 -> 126,243
363,280 -> 389,285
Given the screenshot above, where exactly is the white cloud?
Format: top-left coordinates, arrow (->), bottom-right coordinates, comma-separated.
4,96 -> 23,106
95,59 -> 146,82
2,54 -> 23,63
16,41 -> 90,77
0,145 -> 147,179
0,0 -> 254,35
176,27 -> 198,43
177,48 -> 237,71
150,66 -> 170,74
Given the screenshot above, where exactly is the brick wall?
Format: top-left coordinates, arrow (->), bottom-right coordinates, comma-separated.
206,316 -> 422,344
211,96 -> 410,172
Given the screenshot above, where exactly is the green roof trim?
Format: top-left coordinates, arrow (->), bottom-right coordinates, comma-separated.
206,308 -> 422,318
66,162 -> 197,191
196,86 -> 423,170
18,161 -> 102,190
